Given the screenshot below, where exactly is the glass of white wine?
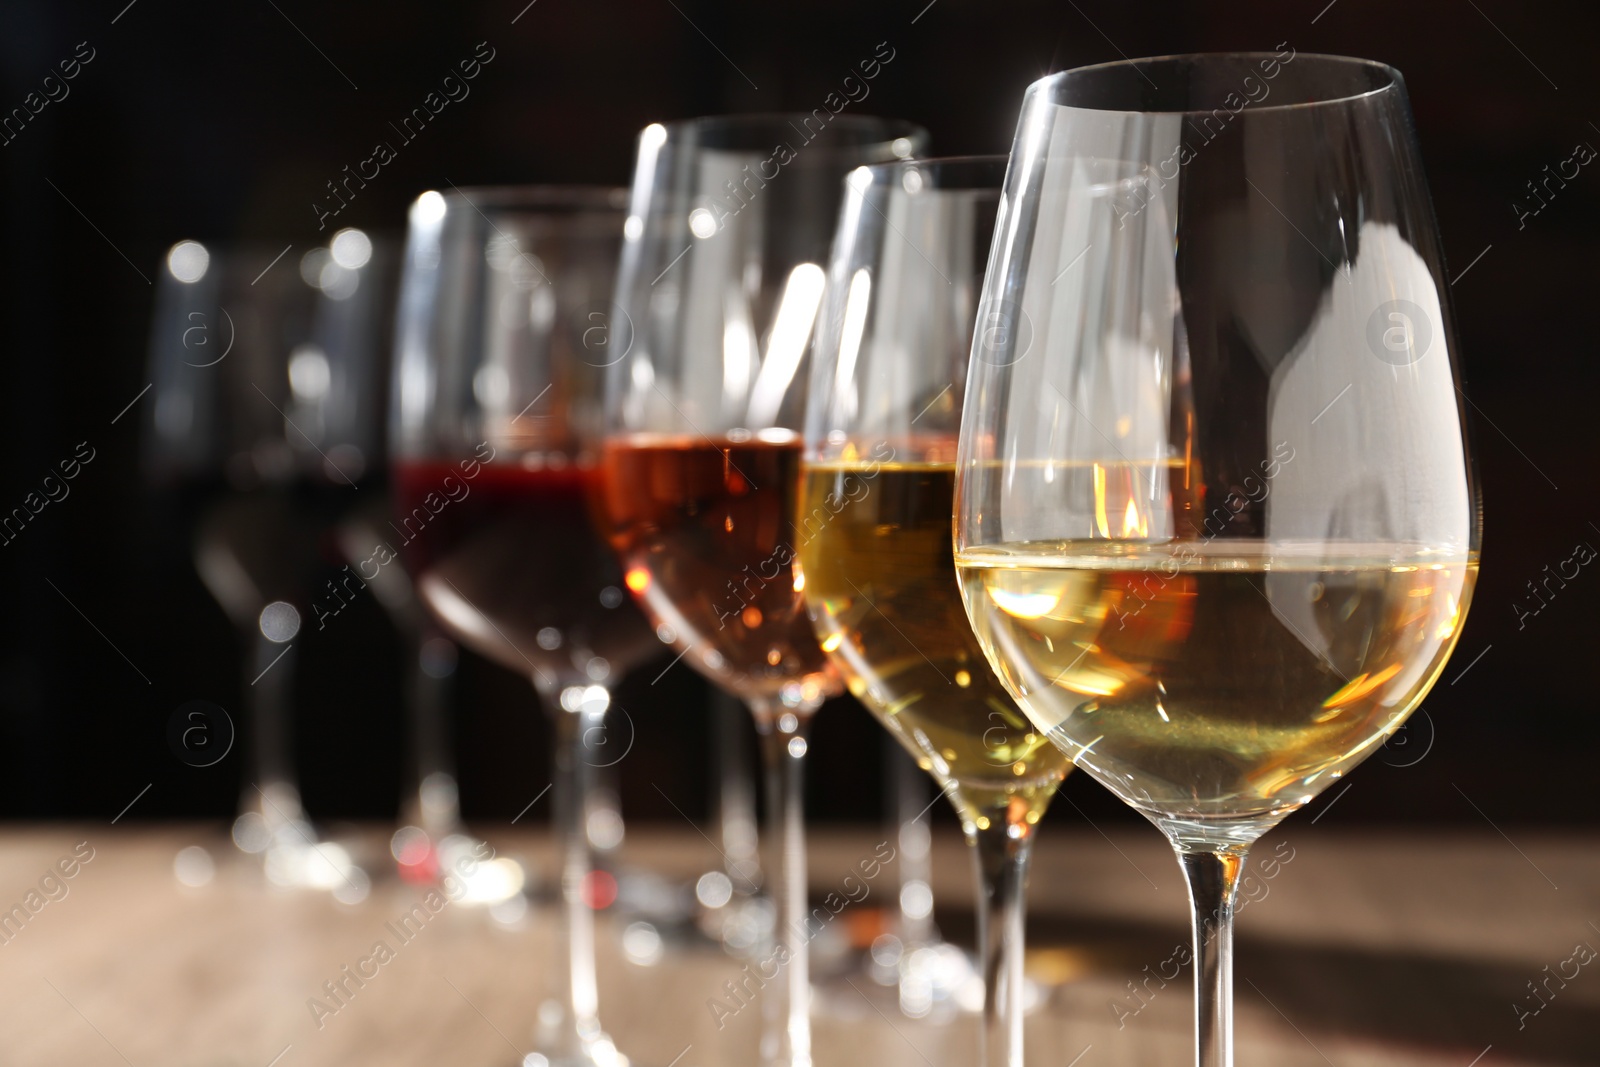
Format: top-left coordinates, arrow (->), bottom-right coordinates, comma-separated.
954,54 -> 1481,1067
800,157 -> 1070,1067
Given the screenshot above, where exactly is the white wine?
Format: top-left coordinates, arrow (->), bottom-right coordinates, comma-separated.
800,463 -> 1069,828
957,542 -> 1475,827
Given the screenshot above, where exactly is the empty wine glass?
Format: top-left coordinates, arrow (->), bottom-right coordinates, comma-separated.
955,54 -> 1480,1067
597,114 -> 925,1067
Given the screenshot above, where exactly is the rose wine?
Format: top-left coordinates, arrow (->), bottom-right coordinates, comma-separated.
596,433 -> 840,711
798,462 -> 1069,826
392,458 -> 658,684
957,542 -> 1476,824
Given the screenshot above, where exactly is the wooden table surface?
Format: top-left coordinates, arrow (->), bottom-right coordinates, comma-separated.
0,823 -> 1594,1067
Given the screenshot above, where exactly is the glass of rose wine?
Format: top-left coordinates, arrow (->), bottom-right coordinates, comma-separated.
389,186 -> 662,1067
596,114 -> 925,1067
799,157 -> 1072,1067
954,54 -> 1481,1067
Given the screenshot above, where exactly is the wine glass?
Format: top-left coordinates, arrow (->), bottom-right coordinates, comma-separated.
596,114 -> 925,1067
954,54 -> 1480,1067
144,233 -> 383,897
389,185 -> 662,1067
799,157 -> 1071,1066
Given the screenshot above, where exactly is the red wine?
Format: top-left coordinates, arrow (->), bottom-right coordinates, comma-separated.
596,433 -> 840,711
392,457 -> 658,685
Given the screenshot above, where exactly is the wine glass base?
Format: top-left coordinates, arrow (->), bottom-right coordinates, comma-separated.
692,886 -> 774,957
815,943 -> 1050,1022
606,863 -> 778,961
611,864 -> 697,926
811,941 -> 979,1021
230,812 -> 372,902
390,825 -> 530,907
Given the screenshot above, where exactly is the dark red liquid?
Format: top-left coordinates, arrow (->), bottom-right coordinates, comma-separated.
392,459 -> 659,686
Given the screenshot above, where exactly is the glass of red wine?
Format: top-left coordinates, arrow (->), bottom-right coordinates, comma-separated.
144,233 -> 386,898
597,114 -> 925,1067
389,186 -> 660,1067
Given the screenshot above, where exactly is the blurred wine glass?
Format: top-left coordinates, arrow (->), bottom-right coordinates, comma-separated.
144,231 -> 390,898
390,185 -> 663,1067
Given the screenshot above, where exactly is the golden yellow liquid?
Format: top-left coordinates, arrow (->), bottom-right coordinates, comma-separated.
956,542 -> 1476,826
798,463 -> 1070,828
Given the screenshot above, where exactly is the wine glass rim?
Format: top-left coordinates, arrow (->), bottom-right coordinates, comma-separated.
851,153 -> 1009,188
1032,52 -> 1404,115
424,184 -> 629,212
642,112 -> 928,156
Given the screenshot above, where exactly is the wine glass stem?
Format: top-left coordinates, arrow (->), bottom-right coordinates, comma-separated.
891,747 -> 935,949
716,690 -> 761,886
246,629 -> 302,829
1177,847 -> 1248,1067
756,707 -> 812,1067
547,686 -> 607,1059
970,813 -> 1035,1067
406,632 -> 459,835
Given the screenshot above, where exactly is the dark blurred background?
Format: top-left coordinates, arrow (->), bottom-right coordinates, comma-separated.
0,0 -> 1590,829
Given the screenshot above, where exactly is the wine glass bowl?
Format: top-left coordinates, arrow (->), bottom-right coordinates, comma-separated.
600,115 -> 926,719
801,156 -> 1069,827
392,186 -> 659,690
598,436 -> 835,710
954,53 -> 1480,1066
